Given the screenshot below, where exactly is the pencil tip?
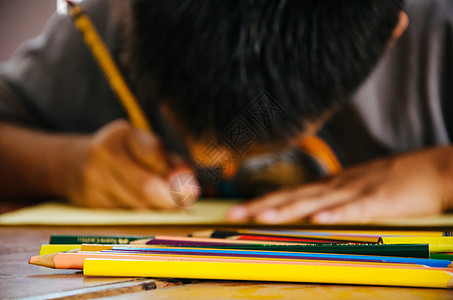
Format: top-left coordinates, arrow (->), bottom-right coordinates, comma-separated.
28,254 -> 56,268
28,256 -> 37,264
190,230 -> 214,238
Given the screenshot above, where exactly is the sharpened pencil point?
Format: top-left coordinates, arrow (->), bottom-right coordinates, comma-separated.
28,254 -> 56,268
28,256 -> 37,264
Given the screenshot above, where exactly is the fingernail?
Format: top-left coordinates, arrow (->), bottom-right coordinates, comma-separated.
228,206 -> 248,221
256,209 -> 278,223
313,211 -> 332,224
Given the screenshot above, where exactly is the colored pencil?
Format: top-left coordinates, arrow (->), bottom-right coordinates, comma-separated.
113,243 -> 430,258
30,248 -> 453,269
29,251 -> 451,271
228,234 -> 367,244
49,235 -> 152,245
81,244 -> 452,268
225,229 -> 452,237
105,244 -> 429,259
83,259 -> 453,288
380,237 -> 453,253
193,230 -> 380,243
191,230 -> 451,244
131,236 -> 300,246
431,253 -> 453,260
39,245 -> 81,256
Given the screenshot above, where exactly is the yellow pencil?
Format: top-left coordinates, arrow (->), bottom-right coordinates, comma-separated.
381,237 -> 453,253
83,259 -> 453,288
39,244 -> 81,255
39,243 -> 143,255
66,0 -> 150,132
38,243 -> 153,255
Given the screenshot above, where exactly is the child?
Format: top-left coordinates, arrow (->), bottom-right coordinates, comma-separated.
1,0 -> 450,223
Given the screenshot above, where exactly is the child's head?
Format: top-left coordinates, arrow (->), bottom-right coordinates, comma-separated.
124,0 -> 404,149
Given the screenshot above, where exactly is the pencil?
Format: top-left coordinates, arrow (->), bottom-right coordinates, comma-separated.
228,234 -> 369,244
65,0 -> 150,131
380,237 -> 453,253
49,235 -> 152,245
83,259 -> 453,288
80,244 -> 450,268
114,243 -> 430,258
30,249 -> 453,269
191,229 -> 449,240
105,244 -> 429,258
133,238 -> 304,247
233,229 -> 451,237
192,230 -> 380,243
432,253 -> 453,260
29,251 -> 448,270
130,236 -> 301,246
39,244 -> 81,255
65,0 -> 196,181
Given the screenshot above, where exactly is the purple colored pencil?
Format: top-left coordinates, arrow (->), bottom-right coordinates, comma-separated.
101,247 -> 453,268
145,239 -> 242,247
103,248 -> 376,262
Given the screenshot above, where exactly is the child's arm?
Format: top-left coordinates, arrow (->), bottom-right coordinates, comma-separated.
0,119 -> 197,208
228,146 -> 453,223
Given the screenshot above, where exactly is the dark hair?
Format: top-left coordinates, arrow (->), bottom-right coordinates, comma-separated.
124,0 -> 403,145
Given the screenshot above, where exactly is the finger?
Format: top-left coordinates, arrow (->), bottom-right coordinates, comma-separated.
227,182 -> 330,222
91,130 -> 178,208
252,187 -> 355,224
310,192 -> 441,224
243,166 -> 384,223
126,127 -> 169,175
99,165 -> 150,209
143,176 -> 180,209
110,159 -> 179,209
82,161 -> 147,209
79,187 -> 119,209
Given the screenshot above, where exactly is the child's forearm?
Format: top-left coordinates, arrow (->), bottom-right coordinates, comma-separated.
0,121 -> 89,199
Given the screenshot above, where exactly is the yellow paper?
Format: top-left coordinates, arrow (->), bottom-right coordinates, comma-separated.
0,199 -> 240,225
1,199 -> 453,226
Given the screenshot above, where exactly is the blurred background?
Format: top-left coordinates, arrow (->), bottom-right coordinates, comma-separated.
0,0 -> 56,62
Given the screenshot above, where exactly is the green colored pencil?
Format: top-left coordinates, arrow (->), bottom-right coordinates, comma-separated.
431,253 -> 453,260
184,243 -> 430,258
49,235 -> 152,245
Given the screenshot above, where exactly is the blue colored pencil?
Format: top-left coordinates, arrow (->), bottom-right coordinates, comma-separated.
105,246 -> 453,268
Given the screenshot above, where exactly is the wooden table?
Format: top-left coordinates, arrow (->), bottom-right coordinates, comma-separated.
1,225 -> 453,299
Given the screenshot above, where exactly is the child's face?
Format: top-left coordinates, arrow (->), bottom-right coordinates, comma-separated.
160,102 -> 332,177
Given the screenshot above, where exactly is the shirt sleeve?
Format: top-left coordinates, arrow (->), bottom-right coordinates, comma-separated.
324,0 -> 453,166
0,0 -> 126,133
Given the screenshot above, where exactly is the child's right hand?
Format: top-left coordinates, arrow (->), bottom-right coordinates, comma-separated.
63,119 -> 199,209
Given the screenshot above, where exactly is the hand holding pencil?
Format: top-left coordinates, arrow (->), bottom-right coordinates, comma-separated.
61,1 -> 200,209
63,120 -> 199,209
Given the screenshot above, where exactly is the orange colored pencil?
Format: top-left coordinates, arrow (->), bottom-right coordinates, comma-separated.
29,252 -> 448,271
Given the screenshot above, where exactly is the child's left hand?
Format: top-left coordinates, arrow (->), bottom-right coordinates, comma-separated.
227,146 -> 453,224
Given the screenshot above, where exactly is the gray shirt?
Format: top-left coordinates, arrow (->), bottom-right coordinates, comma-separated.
0,0 -> 125,132
327,0 -> 453,165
